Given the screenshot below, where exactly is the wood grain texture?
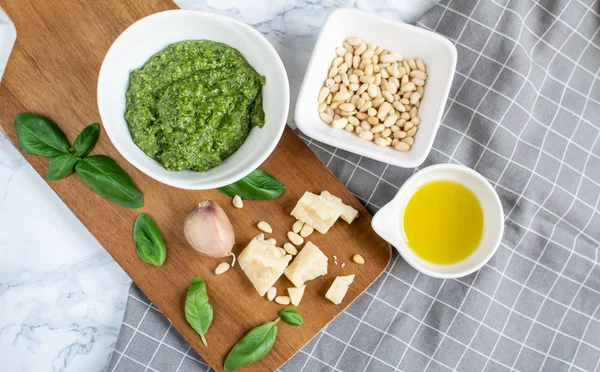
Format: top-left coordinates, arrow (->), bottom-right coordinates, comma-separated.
0,1 -> 392,370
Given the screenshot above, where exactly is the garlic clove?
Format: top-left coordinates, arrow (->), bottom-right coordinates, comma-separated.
184,200 -> 235,258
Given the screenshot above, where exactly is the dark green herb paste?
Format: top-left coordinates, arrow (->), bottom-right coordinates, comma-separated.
125,40 -> 265,172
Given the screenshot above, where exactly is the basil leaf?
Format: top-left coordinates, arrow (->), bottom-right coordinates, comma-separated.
224,319 -> 279,371
133,213 -> 167,266
46,154 -> 79,181
218,169 -> 286,200
75,155 -> 143,208
14,113 -> 70,157
279,308 -> 303,326
73,123 -> 99,157
185,276 -> 213,347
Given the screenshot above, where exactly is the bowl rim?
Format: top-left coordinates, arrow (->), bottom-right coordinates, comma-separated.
294,7 -> 457,168
97,9 -> 289,190
371,164 -> 505,278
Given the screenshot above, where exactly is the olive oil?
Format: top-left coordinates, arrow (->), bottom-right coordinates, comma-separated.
403,181 -> 484,265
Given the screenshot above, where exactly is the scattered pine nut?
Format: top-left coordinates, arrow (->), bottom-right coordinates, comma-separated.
353,254 -> 365,265
275,296 -> 291,305
292,220 -> 304,234
283,242 -> 298,255
215,262 -> 231,275
287,231 -> 304,246
300,224 -> 314,238
232,195 -> 243,209
257,221 -> 273,233
267,287 -> 277,301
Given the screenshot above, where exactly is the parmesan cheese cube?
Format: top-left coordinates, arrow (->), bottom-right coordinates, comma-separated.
325,275 -> 355,305
291,192 -> 341,234
320,191 -> 359,224
284,241 -> 328,287
287,285 -> 306,306
238,238 -> 292,296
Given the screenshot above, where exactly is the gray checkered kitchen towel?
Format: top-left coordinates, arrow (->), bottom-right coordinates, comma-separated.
108,1 -> 600,371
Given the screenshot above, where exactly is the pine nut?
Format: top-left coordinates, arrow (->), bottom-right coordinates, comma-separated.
232,195 -> 243,209
292,220 -> 304,234
394,141 -> 411,152
283,242 -> 298,255
334,91 -> 351,101
353,55 -> 360,69
339,63 -> 348,74
409,106 -> 418,119
275,296 -> 291,305
347,115 -> 360,126
403,136 -> 415,146
328,66 -> 338,78
412,117 -> 421,126
342,73 -> 350,86
381,128 -> 392,138
300,224 -> 314,237
406,127 -> 418,137
355,126 -> 364,134
400,112 -> 411,121
356,112 -> 368,120
354,43 -> 367,56
344,123 -> 354,132
377,102 -> 392,120
345,52 -> 353,67
410,91 -> 421,105
257,221 -> 272,233
360,75 -> 375,84
400,82 -> 416,92
362,49 -> 375,59
361,121 -> 372,131
404,121 -> 414,131
318,87 -> 330,103
371,124 -> 385,133
319,112 -> 333,124
416,58 -> 426,71
340,103 -> 355,112
380,54 -> 396,63
347,36 -> 362,46
359,130 -> 374,141
344,41 -> 353,53
348,83 -> 359,91
382,90 -> 394,103
336,47 -> 346,57
367,116 -> 379,125
215,262 -> 231,275
287,231 -> 304,246
332,118 -> 348,129
375,137 -> 387,147
367,107 -> 377,117
359,100 -> 372,112
412,78 -> 425,86
393,130 -> 407,139
267,287 -> 277,301
383,114 -> 398,127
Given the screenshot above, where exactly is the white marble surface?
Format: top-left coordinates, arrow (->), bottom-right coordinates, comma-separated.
0,1 -> 435,371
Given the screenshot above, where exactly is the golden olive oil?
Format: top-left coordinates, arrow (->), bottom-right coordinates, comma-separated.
403,181 -> 484,265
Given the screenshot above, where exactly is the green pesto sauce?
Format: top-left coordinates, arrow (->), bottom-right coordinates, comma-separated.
125,40 -> 265,172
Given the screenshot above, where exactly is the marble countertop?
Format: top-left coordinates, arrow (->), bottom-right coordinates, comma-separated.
0,1 -> 435,371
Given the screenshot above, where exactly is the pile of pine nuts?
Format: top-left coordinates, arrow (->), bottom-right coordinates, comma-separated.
318,37 -> 427,152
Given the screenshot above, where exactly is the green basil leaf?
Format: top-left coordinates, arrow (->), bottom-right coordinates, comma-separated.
46,154 -> 79,181
14,113 -> 70,157
75,155 -> 143,208
185,276 -> 213,347
133,213 -> 167,266
224,319 -> 279,371
218,169 -> 286,200
73,123 -> 99,157
279,308 -> 303,326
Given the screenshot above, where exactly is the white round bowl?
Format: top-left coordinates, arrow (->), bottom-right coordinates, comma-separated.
372,164 -> 504,278
97,10 -> 289,190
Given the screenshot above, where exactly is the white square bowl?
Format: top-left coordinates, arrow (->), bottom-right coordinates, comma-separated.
295,8 -> 456,168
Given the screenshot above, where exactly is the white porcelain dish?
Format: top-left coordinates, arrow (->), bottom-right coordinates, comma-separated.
295,8 -> 456,168
97,10 -> 289,190
372,164 -> 504,278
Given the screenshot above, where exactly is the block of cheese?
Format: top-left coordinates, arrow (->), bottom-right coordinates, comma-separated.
287,285 -> 306,306
325,275 -> 355,305
291,192 -> 341,233
284,241 -> 328,287
320,191 -> 359,224
238,237 -> 293,296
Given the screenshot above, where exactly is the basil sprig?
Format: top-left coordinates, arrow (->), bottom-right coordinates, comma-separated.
72,123 -> 99,157
224,319 -> 279,371
224,309 -> 304,370
14,113 -> 70,157
76,155 -> 143,208
133,213 -> 167,266
13,113 -> 143,208
279,308 -> 303,326
185,276 -> 213,347
218,169 -> 286,200
46,153 -> 80,181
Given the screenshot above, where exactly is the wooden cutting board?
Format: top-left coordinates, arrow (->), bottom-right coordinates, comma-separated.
0,1 -> 392,370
